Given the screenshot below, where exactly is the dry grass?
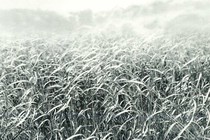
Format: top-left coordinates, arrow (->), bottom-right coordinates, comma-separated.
1,33 -> 210,139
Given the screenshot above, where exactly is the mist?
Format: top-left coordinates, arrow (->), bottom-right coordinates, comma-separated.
0,0 -> 209,38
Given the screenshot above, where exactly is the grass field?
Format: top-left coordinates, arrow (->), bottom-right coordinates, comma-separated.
1,33 -> 210,140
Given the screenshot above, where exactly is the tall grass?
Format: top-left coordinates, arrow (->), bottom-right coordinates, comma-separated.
1,33 -> 210,139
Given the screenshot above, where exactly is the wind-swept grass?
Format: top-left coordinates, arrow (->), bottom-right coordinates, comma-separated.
1,33 -> 210,139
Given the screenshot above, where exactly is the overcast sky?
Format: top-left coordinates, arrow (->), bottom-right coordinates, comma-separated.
0,0 -> 163,12
0,0 -> 205,14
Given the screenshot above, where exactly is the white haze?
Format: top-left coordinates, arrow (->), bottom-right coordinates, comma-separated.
0,0 -> 154,13
0,0 -> 209,37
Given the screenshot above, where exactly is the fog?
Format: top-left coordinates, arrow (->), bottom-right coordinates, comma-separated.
0,0 -> 209,37
0,0 -> 152,12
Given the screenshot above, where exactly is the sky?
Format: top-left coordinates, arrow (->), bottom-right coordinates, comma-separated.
0,0 -> 205,15
0,0 -> 158,12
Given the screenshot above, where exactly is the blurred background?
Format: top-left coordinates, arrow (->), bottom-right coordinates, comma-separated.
0,0 -> 209,37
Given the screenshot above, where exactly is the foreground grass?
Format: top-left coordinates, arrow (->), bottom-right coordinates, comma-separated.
1,33 -> 210,139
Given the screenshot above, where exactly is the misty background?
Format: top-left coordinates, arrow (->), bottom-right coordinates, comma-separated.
0,0 -> 210,37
